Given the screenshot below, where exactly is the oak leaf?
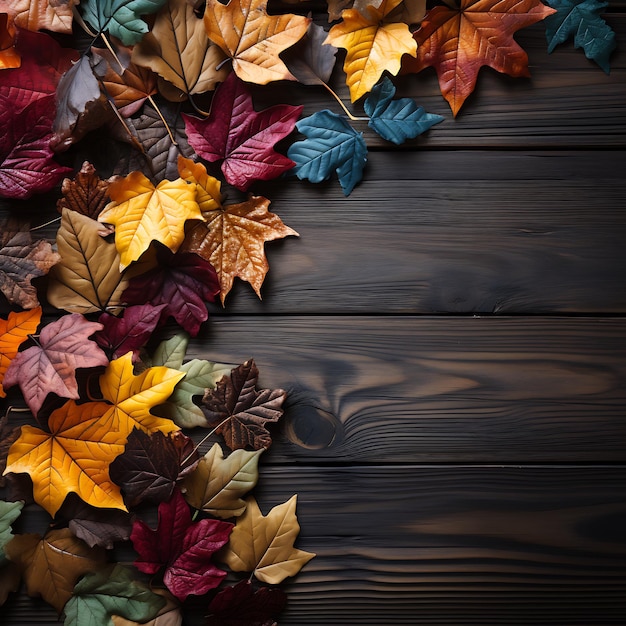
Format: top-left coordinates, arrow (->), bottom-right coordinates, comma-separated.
56,162 -> 113,220
182,72 -> 302,191
5,528 -> 106,613
47,209 -> 129,314
98,171 -> 202,270
203,0 -> 310,84
0,0 -> 76,34
131,0 -> 227,103
326,0 -> 418,102
218,495 -> 315,584
3,313 -> 108,416
0,217 -> 60,309
131,489 -> 233,601
3,400 -> 127,515
199,359 -> 287,451
0,13 -> 19,69
404,0 -> 556,116
0,307 -> 41,398
183,443 -> 262,518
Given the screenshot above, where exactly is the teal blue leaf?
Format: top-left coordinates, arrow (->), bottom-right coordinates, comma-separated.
0,501 -> 23,564
80,0 -> 168,45
287,110 -> 367,196
544,0 -> 616,73
364,77 -> 444,145
64,564 -> 166,626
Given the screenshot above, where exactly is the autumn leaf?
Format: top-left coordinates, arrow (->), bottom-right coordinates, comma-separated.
183,443 -> 262,518
0,501 -> 23,563
131,0 -> 228,103
283,21 -> 338,86
404,0 -> 556,116
0,307 -> 41,398
3,313 -> 108,416
5,528 -> 106,613
0,0 -> 76,34
131,489 -> 233,601
111,589 -> 182,626
56,162 -> 113,220
47,209 -> 129,314
544,0 -> 616,73
287,109 -> 367,195
3,400 -> 127,515
98,171 -> 202,270
218,495 -> 315,584
0,13 -> 20,69
200,359 -> 287,451
109,429 -> 198,507
206,579 -> 287,626
364,76 -> 444,144
182,72 -> 302,191
203,0 -> 310,84
0,217 -> 60,309
326,0 -> 417,102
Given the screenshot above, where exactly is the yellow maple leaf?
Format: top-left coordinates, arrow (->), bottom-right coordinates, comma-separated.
98,351 -> 185,439
203,0 -> 310,84
0,307 -> 41,398
98,171 -> 202,270
219,495 -> 315,584
177,156 -> 222,213
3,401 -> 127,516
326,0 -> 418,101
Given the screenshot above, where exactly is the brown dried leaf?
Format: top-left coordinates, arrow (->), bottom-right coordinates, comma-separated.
56,161 -> 113,221
0,0 -> 76,34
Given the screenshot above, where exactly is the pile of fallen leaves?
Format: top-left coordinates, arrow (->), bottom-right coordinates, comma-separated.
0,0 -> 618,623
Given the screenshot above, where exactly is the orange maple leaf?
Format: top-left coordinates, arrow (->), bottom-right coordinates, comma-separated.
0,307 -> 40,398
203,0 -> 310,84
0,0 -> 76,34
403,0 -> 556,116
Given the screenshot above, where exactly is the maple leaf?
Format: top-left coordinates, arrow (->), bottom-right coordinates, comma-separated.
47,209 -> 129,314
200,359 -> 287,451
0,307 -> 41,398
5,528 -> 106,613
0,217 -> 60,309
109,429 -> 198,507
364,76 -> 444,145
63,563 -> 166,626
204,0 -> 310,84
183,72 -> 302,191
121,245 -> 219,337
97,351 -> 185,439
131,0 -> 228,103
0,13 -> 20,69
219,495 -> 315,584
326,0 -> 418,102
3,314 -> 108,416
206,579 -> 287,626
544,0 -> 616,73
96,303 -> 167,361
3,400 -> 127,515
287,109 -> 367,195
56,162 -> 113,220
131,489 -> 233,601
0,501 -> 23,563
0,0 -> 76,34
404,0 -> 556,116
98,170 -> 202,270
183,443 -> 262,518
80,0 -> 169,45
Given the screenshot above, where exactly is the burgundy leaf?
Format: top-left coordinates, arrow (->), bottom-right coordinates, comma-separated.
182,72 -> 302,191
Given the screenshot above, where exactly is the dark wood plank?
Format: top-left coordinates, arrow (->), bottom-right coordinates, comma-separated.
180,316 -> 626,463
3,466 -> 625,624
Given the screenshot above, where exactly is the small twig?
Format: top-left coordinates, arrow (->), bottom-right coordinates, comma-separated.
147,95 -> 179,145
30,216 -> 61,231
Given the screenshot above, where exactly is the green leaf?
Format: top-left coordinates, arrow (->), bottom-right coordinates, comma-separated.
64,564 -> 166,626
287,110 -> 367,196
80,0 -> 169,45
364,77 -> 444,145
544,0 -> 616,73
0,501 -> 23,563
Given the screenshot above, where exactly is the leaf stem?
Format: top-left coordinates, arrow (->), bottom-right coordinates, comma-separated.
321,82 -> 369,122
184,415 -> 232,463
147,95 -> 179,145
30,216 -> 61,231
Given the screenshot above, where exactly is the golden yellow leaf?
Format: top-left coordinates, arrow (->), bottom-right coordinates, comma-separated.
3,401 -> 127,516
203,0 -> 310,84
183,443 -> 262,518
326,0 -> 417,101
98,351 -> 185,439
0,307 -> 40,398
98,171 -> 202,270
177,156 -> 222,213
219,495 -> 315,584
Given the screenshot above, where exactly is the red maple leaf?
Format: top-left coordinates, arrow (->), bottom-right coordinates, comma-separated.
182,72 -> 302,191
130,488 -> 233,601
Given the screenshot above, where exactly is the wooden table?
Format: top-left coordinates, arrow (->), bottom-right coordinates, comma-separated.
2,3 -> 626,624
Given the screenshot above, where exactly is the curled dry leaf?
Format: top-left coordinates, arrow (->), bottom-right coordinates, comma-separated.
56,161 -> 113,221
